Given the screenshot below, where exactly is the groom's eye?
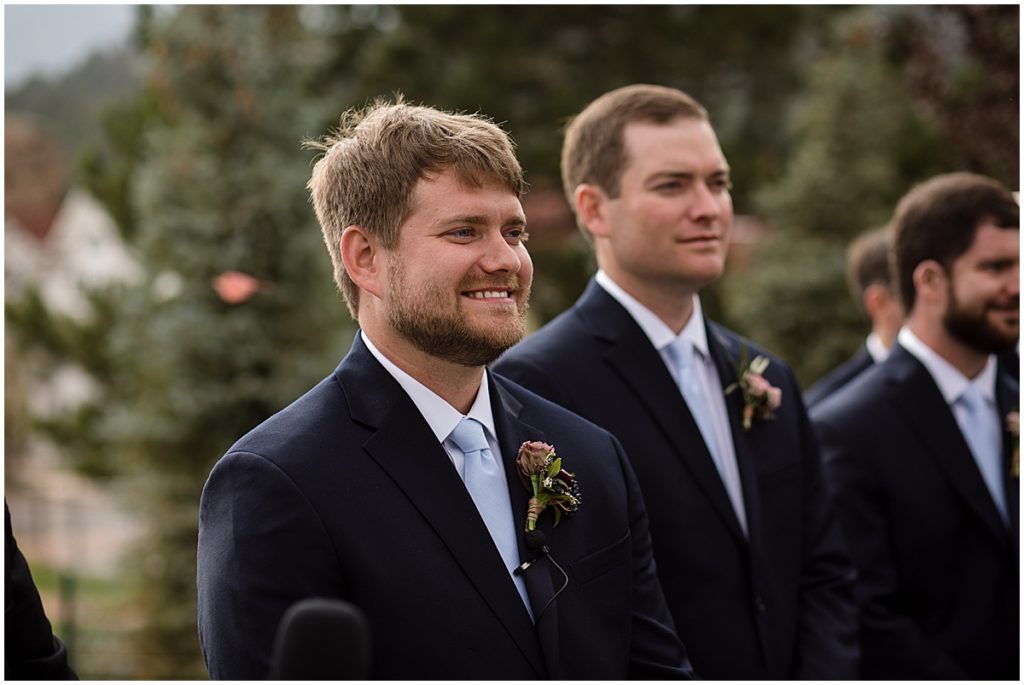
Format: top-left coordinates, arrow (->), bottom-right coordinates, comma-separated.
505,229 -> 529,244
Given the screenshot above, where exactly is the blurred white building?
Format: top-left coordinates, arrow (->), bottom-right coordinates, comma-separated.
5,115 -> 142,576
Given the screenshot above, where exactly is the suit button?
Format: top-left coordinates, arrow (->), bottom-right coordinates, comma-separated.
755,596 -> 766,615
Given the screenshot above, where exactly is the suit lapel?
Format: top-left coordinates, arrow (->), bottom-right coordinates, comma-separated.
995,371 -> 1019,544
490,375 -> 561,679
340,337 -> 546,677
707,324 -> 763,545
885,347 -> 1011,549
578,282 -> 746,543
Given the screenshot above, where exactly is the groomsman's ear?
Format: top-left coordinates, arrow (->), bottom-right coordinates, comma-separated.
575,184 -> 611,240
912,259 -> 948,308
341,225 -> 384,299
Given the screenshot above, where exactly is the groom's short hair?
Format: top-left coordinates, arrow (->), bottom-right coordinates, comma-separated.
306,97 -> 525,318
561,84 -> 707,239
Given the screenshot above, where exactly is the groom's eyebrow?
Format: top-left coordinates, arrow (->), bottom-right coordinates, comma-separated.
440,214 -> 527,228
442,214 -> 490,226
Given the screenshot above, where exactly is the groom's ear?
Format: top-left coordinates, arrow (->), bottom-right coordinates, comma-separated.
341,225 -> 384,299
574,183 -> 610,241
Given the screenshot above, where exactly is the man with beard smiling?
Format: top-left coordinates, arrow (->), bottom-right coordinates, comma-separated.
811,172 -> 1020,679
196,99 -> 691,680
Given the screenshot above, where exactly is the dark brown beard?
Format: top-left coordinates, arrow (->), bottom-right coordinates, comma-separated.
944,286 -> 1019,354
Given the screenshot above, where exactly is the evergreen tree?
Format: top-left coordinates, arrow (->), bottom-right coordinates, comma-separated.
724,6 -> 1015,387
321,4 -> 846,322
27,6 -> 354,676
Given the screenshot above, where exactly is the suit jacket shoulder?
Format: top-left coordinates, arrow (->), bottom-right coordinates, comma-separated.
804,347 -> 875,409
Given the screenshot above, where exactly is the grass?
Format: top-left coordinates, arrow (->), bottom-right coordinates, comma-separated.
28,560 -> 149,679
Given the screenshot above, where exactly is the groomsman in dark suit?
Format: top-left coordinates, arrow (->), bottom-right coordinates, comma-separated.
811,172 -> 1019,679
197,99 -> 691,679
6,501 -> 77,680
494,84 -> 858,679
805,226 -> 903,408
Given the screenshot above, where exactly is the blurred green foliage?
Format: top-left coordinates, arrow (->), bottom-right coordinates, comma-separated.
5,49 -> 138,161
93,7 -> 351,676
725,5 -> 1018,386
5,4 -> 1017,677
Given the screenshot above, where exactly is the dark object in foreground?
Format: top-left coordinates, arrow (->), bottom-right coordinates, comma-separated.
270,598 -> 370,680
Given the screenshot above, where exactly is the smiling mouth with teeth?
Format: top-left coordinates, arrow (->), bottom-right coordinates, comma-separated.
466,290 -> 511,299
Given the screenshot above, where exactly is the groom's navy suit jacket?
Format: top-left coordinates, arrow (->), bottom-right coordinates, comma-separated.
197,334 -> 690,680
811,344 -> 1019,679
493,280 -> 859,679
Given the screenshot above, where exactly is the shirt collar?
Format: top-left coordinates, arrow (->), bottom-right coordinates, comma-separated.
360,331 -> 497,443
897,327 -> 997,405
865,332 -> 891,363
595,269 -> 709,358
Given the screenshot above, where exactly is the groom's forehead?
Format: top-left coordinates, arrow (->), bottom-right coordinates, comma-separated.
401,171 -> 523,225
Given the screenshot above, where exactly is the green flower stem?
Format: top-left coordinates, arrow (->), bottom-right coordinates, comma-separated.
527,474 -> 542,531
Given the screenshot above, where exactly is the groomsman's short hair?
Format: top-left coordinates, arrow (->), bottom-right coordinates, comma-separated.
891,172 -> 1018,312
306,97 -> 525,318
847,225 -> 894,310
561,84 -> 707,236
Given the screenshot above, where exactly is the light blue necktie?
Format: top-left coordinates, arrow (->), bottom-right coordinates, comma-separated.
957,385 -> 1008,523
665,338 -> 748,535
448,417 -> 533,619
667,340 -> 720,464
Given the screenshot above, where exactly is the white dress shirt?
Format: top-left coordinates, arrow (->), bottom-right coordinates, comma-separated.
362,332 -> 533,614
897,327 -> 1007,519
897,327 -> 998,422
361,331 -> 504,482
595,270 -> 748,533
865,332 -> 892,364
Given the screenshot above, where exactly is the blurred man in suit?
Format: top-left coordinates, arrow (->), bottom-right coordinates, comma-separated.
197,98 -> 691,679
494,84 -> 857,679
5,501 -> 77,680
805,226 -> 903,408
811,172 -> 1019,678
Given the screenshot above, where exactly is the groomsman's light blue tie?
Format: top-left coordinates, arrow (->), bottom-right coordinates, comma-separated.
448,417 -> 533,619
957,385 -> 1009,523
666,338 -> 748,535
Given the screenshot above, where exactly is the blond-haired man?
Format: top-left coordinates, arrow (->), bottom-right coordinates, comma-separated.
197,99 -> 691,679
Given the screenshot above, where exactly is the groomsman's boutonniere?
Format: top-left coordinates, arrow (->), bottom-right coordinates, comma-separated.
515,442 -> 581,539
725,348 -> 783,431
1007,411 -> 1019,479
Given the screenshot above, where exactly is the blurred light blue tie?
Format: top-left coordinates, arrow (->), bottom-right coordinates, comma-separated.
957,385 -> 1008,523
666,340 -> 723,470
449,417 -> 533,619
665,338 -> 748,535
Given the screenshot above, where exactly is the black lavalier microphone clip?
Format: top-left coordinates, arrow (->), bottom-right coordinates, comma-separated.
514,530 -> 549,575
512,528 -> 570,618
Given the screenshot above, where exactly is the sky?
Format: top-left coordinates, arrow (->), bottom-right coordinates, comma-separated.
4,4 -> 137,90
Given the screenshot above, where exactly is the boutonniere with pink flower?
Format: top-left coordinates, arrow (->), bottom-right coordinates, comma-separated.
1007,411 -> 1019,479
515,441 -> 581,542
725,348 -> 782,431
